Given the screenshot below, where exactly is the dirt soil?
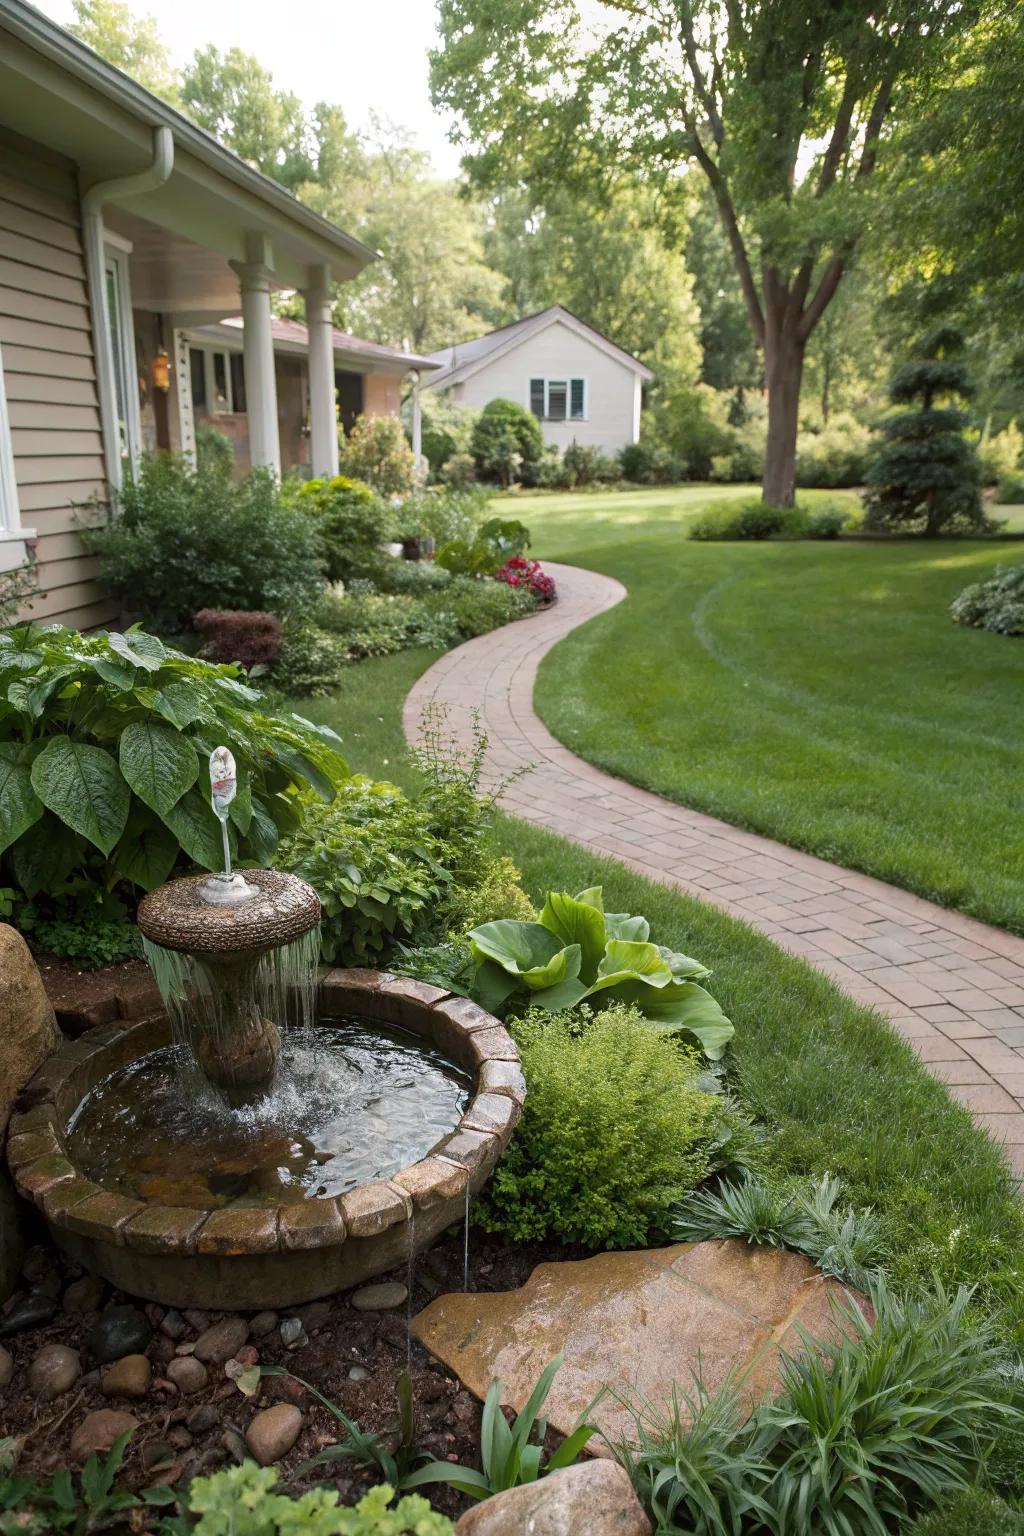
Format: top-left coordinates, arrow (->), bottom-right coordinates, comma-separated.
0,1224 -> 580,1522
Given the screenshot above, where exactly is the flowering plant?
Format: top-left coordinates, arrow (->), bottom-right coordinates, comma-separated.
496,555 -> 557,604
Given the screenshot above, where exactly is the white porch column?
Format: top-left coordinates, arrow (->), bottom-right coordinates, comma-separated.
230,235 -> 280,474
302,264 -> 339,479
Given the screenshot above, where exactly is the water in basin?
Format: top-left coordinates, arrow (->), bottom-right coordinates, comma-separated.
67,1015 -> 472,1208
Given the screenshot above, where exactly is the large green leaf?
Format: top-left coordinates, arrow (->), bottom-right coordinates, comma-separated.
112,805 -> 180,890
609,979 -> 735,1059
539,890 -> 608,983
0,742 -> 43,854
469,920 -> 564,975
119,721 -> 199,818
30,738 -> 129,856
519,944 -> 584,1003
9,813 -> 78,896
161,789 -> 226,871
471,957 -> 521,1015
153,681 -> 208,730
658,944 -> 711,980
245,798 -> 280,864
107,630 -> 167,673
604,910 -> 651,943
591,940 -> 675,990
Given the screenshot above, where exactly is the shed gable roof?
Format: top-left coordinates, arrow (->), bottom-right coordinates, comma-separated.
425,306 -> 655,389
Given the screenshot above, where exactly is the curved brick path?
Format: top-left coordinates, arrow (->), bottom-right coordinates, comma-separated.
405,561 -> 1024,1170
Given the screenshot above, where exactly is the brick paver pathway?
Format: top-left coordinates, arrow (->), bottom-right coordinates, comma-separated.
405,561 -> 1024,1170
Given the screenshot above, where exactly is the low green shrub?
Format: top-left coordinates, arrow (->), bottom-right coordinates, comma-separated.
185,1465 -> 453,1534
689,498 -> 802,541
400,486 -> 489,549
997,472 -> 1024,505
795,414 -> 872,488
90,454 -> 323,630
980,422 -> 1024,487
317,589 -> 417,659
275,777 -> 453,963
472,398 -> 544,486
806,501 -> 854,539
296,476 -> 396,585
15,907 -> 142,969
272,622 -> 351,697
467,886 -> 733,1057
375,560 -> 452,597
672,1172 -> 885,1289
951,566 -> 1024,636
0,625 -> 347,927
420,575 -> 536,639
478,1003 -> 723,1247
439,451 -> 477,488
339,414 -> 415,497
436,517 -> 531,578
618,441 -> 685,484
444,854 -> 536,930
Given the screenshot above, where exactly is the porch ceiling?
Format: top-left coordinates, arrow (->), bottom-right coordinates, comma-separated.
107,209 -> 243,321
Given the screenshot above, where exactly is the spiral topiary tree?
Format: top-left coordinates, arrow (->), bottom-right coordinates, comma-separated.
864,328 -> 985,536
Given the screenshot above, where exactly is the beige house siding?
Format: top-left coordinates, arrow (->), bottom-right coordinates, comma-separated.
0,128 -> 113,629
446,318 -> 642,455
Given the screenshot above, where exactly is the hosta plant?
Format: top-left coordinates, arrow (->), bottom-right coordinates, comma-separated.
0,624 -> 348,911
467,886 -> 733,1057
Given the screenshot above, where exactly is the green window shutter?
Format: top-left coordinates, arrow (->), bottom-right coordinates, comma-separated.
529,379 -> 545,417
570,379 -> 585,419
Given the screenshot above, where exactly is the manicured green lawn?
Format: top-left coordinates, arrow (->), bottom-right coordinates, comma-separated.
515,486 -> 1024,933
286,647 -> 1024,1347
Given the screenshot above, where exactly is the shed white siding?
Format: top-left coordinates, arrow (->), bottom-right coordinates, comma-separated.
450,317 -> 641,454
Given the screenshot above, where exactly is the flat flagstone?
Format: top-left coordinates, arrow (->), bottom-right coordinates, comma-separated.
412,1239 -> 866,1450
404,561 -> 1024,1168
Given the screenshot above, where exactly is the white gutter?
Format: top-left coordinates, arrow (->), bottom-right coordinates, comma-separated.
81,125 -> 173,492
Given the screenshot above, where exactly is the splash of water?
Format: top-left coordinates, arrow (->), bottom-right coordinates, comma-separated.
142,926 -> 321,1070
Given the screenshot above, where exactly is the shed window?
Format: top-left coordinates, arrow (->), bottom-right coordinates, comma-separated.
189,346 -> 245,415
529,377 -> 587,421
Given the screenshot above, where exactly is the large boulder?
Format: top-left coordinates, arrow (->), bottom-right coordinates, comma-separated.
0,924 -> 61,1301
455,1463 -> 651,1535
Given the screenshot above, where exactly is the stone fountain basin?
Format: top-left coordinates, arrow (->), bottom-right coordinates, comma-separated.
6,970 -> 524,1310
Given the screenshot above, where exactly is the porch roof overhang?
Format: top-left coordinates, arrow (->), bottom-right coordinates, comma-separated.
188,317 -> 443,379
0,0 -> 378,311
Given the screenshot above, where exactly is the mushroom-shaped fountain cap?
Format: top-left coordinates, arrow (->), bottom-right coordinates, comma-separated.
137,869 -> 320,955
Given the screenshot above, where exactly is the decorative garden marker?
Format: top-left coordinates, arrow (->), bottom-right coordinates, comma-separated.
201,747 -> 257,905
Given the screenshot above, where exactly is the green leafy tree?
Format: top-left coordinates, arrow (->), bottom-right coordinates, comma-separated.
864,328 -> 985,536
432,0 -> 980,506
68,0 -> 178,98
471,399 -> 543,486
485,182 -> 702,389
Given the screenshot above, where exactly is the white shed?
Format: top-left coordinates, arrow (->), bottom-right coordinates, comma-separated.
425,306 -> 654,455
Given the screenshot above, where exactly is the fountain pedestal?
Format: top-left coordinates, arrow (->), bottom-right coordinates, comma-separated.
136,869 -> 321,1100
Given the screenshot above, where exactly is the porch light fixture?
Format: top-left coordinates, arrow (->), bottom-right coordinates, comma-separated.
151,348 -> 171,393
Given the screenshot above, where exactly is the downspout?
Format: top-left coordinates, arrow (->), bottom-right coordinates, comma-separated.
81,126 -> 174,493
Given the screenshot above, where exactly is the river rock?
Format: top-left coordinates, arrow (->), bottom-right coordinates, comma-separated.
0,1289 -> 58,1337
167,1356 -> 209,1395
245,1403 -> 302,1466
70,1409 -> 139,1464
63,1274 -> 106,1314
101,1353 -> 152,1399
186,1403 -> 220,1435
250,1309 -> 278,1338
455,1462 -> 651,1535
350,1282 -> 408,1312
0,1345 -> 12,1387
194,1317 -> 249,1364
29,1343 -> 81,1400
279,1316 -> 307,1350
160,1308 -> 187,1341
90,1305 -> 153,1363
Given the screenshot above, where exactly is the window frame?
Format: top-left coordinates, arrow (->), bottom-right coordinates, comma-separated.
102,236 -> 142,473
0,340 -> 36,571
528,375 -> 588,422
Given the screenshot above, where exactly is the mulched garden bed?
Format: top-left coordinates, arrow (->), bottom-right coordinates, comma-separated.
0,1222 -> 580,1520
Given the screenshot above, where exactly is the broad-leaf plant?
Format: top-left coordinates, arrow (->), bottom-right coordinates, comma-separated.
467,886 -> 734,1057
0,623 -> 348,910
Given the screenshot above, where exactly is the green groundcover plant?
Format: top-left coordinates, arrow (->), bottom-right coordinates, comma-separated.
0,624 -> 348,920
477,1002 -> 732,1247
951,565 -> 1024,636
467,885 -> 733,1057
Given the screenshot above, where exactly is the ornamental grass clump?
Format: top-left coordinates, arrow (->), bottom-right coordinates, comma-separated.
476,1002 -> 722,1248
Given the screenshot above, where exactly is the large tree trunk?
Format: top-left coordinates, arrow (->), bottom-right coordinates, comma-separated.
762,326 -> 805,507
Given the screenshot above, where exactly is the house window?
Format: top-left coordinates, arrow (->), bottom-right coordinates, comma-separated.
103,241 -> 141,470
188,347 -> 246,415
529,377 -> 587,422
